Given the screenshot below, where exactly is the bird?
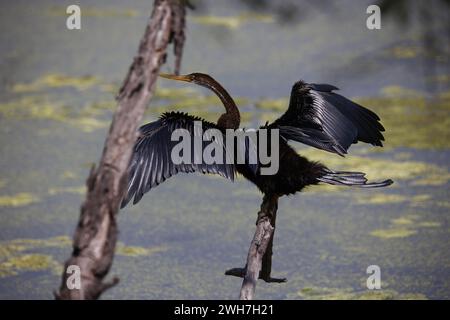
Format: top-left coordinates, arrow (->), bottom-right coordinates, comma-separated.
120,72 -> 393,209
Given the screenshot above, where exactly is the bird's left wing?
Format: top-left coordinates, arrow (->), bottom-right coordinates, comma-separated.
121,111 -> 236,208
269,81 -> 385,156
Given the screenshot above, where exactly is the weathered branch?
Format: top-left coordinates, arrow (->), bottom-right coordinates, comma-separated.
225,195 -> 286,300
56,0 -> 186,300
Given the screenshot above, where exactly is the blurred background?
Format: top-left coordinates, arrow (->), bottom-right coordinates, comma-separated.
0,0 -> 449,299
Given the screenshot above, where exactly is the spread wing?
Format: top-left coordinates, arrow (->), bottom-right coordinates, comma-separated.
121,111 -> 235,208
269,81 -> 385,156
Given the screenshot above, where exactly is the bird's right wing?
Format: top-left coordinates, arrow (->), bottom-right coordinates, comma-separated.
121,111 -> 236,208
269,81 -> 385,156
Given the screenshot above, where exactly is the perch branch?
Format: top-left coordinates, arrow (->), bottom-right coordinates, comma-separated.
55,0 -> 186,300
225,195 -> 286,300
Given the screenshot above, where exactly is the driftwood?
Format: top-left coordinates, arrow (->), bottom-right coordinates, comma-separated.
225,195 -> 286,300
56,0 -> 186,300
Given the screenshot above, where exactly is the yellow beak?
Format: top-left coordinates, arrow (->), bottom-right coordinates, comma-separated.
159,73 -> 192,82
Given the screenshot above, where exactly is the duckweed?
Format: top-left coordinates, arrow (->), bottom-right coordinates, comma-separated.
370,215 -> 440,239
0,193 -> 40,207
0,236 -> 166,278
12,74 -> 100,92
191,13 -> 274,29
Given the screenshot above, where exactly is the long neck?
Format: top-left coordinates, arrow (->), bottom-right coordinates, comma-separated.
202,78 -> 240,129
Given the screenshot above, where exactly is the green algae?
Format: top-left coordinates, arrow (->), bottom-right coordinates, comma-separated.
412,173 -> 450,186
0,236 -> 167,279
151,94 -> 250,113
59,171 -> 77,180
385,46 -> 420,59
255,87 -> 450,150
355,194 -> 432,207
370,215 -> 440,239
191,13 -> 274,29
416,221 -> 441,228
355,89 -> 450,149
356,193 -> 407,205
0,192 -> 40,207
12,74 -> 101,93
370,228 -> 418,239
48,186 -> 86,196
255,98 -> 289,111
0,237 -> 70,277
379,85 -> 424,98
0,96 -> 109,132
154,87 -> 198,100
436,201 -> 450,209
116,244 -> 167,257
300,148 -> 448,185
0,254 -> 61,278
4,74 -> 256,132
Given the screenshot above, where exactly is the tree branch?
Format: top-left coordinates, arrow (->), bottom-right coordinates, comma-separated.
225,195 -> 286,300
56,0 -> 186,300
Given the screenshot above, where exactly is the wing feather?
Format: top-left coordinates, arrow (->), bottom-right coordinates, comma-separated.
269,80 -> 385,155
121,111 -> 236,208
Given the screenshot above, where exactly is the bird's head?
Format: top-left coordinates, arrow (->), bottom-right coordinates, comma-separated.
159,72 -> 215,89
159,72 -> 240,129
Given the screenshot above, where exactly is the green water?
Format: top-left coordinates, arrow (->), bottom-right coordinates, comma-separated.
0,0 -> 449,299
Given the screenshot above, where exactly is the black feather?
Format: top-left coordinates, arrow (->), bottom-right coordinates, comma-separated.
269,80 -> 386,155
121,112 -> 242,208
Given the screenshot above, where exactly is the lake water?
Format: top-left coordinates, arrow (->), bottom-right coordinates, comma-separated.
0,0 -> 449,299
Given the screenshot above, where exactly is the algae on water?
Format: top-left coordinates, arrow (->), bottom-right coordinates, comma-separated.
0,193 -> 40,207
0,236 -> 167,279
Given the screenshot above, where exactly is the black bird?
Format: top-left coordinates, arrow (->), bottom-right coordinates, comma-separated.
121,73 -> 393,208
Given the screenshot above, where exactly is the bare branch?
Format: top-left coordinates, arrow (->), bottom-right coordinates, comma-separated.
225,195 -> 286,300
56,0 -> 186,300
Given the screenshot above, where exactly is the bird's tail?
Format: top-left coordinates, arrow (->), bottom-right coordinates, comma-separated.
317,168 -> 393,188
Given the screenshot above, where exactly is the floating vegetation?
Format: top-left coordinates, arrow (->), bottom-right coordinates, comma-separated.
294,286 -> 426,300
59,171 -> 77,180
12,74 -> 101,93
380,85 -> 423,98
0,236 -> 70,277
370,228 -> 417,239
254,98 -> 289,111
154,87 -> 198,100
0,192 -> 40,207
300,148 -> 448,184
148,89 -> 252,124
0,254 -> 61,278
356,194 -> 407,205
116,244 -> 167,257
387,45 -> 420,59
412,173 -> 450,187
48,186 -> 86,196
0,236 -> 166,278
370,214 -> 440,239
355,88 -> 450,149
355,194 -> 432,207
0,96 -> 109,132
191,13 -> 274,29
255,87 -> 450,150
151,94 -> 250,113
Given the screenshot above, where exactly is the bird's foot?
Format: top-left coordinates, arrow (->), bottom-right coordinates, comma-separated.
224,267 -> 287,283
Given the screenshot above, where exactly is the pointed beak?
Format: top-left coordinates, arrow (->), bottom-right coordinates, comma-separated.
159,73 -> 192,82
